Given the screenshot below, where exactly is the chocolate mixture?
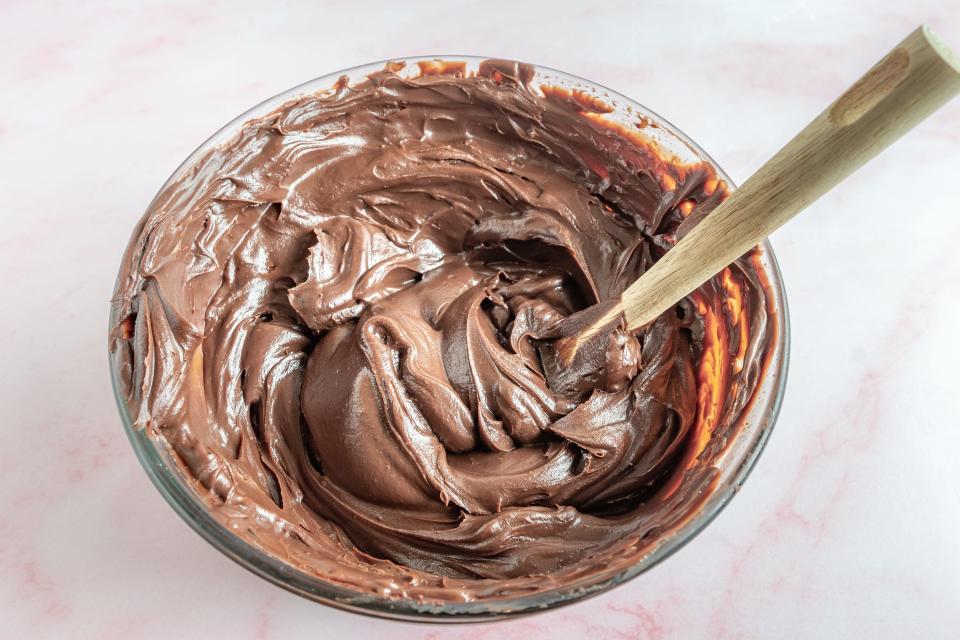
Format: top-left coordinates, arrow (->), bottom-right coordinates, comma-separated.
111,60 -> 774,602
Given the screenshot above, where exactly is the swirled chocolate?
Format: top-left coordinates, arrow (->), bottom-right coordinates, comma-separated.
111,60 -> 775,603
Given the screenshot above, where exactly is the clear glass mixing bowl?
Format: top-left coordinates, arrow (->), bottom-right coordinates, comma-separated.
109,56 -> 789,622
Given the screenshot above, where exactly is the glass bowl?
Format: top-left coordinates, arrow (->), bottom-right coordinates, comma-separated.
109,55 -> 789,622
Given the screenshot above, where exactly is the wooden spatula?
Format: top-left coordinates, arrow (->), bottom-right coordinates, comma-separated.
556,25 -> 960,366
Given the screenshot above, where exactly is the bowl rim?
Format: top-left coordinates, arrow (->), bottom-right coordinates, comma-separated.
109,54 -> 790,623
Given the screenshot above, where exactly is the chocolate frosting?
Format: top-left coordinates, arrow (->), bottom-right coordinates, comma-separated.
111,60 -> 774,603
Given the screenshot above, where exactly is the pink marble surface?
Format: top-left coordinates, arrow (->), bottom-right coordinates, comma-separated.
2,0 -> 959,637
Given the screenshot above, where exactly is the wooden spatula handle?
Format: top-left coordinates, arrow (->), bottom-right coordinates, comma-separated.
619,25 -> 960,331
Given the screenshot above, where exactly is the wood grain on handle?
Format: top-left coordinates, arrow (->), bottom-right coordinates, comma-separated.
582,25 -> 960,344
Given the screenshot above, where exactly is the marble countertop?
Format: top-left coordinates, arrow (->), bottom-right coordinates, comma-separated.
2,0 -> 958,637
